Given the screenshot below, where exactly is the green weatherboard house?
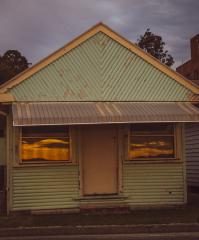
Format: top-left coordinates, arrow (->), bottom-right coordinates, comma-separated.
0,23 -> 199,214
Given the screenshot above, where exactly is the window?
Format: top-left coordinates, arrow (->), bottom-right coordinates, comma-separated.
129,123 -> 175,160
21,126 -> 70,163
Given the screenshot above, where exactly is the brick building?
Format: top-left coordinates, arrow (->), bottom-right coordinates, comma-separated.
176,34 -> 199,83
177,34 -> 199,190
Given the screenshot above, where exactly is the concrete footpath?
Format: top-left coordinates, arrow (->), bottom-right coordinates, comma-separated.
1,223 -> 199,239
2,232 -> 199,240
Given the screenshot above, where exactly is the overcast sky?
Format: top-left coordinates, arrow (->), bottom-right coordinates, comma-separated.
0,0 -> 199,69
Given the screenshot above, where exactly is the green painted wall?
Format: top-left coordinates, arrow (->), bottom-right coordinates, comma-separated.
10,32 -> 192,101
123,163 -> 185,205
10,124 -> 186,211
12,165 -> 79,211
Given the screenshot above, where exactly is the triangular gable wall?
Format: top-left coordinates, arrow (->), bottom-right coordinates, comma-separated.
1,24 -> 198,102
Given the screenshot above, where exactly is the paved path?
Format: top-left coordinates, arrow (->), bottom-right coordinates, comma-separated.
1,223 -> 199,239
1,232 -> 199,240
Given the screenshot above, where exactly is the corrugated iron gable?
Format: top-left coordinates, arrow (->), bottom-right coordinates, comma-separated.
10,32 -> 192,101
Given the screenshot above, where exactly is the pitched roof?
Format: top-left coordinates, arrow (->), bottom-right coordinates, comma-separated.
0,22 -> 199,96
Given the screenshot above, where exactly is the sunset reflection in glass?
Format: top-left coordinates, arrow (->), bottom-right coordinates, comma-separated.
129,123 -> 175,160
21,126 -> 70,162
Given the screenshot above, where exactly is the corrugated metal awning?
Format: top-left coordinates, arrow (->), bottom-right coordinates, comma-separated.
12,102 -> 199,126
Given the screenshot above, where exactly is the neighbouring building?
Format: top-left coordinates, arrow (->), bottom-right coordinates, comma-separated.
177,34 -> 199,190
1,23 -> 199,214
177,34 -> 199,84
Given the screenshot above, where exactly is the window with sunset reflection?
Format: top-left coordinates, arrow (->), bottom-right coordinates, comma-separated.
129,123 -> 175,160
21,126 -> 70,162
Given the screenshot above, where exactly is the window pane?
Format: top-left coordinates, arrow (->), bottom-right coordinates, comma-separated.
131,123 -> 174,136
21,126 -> 70,162
129,136 -> 174,159
22,126 -> 68,138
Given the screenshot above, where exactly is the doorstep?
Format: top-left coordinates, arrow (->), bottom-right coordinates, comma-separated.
77,195 -> 129,212
77,194 -> 127,201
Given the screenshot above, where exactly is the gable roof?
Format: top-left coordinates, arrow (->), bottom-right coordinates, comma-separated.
0,22 -> 199,99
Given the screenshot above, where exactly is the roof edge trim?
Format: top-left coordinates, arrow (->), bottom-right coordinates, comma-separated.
0,93 -> 14,102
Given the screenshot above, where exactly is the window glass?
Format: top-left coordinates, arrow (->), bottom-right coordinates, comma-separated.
129,123 -> 175,160
131,123 -> 174,135
21,126 -> 70,162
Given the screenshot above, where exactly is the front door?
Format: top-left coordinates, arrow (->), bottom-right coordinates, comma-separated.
82,125 -> 118,196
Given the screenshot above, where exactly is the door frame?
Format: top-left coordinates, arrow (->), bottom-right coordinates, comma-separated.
78,124 -> 123,197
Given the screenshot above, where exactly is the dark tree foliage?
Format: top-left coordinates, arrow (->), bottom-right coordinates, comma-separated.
137,29 -> 174,67
0,50 -> 30,85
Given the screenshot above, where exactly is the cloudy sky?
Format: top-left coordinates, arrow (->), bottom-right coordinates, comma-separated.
0,0 -> 199,69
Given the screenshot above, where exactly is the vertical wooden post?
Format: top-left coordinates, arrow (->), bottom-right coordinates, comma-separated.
6,108 -> 13,215
182,123 -> 188,204
5,112 -> 10,215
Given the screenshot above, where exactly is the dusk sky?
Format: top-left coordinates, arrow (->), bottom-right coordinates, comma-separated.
1,0 -> 199,69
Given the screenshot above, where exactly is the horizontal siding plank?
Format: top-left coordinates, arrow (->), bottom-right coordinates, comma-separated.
123,194 -> 183,199
123,163 -> 184,205
13,188 -> 78,192
186,136 -> 199,140
12,181 -> 77,186
12,203 -> 77,210
12,165 -> 79,211
185,123 -> 199,187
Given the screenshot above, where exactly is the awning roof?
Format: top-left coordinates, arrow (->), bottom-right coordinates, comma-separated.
12,102 -> 199,126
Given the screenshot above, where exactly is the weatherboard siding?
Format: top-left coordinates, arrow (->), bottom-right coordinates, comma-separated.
10,32 -> 192,101
185,123 -> 199,187
12,165 -> 79,211
123,163 -> 185,205
9,123 -> 187,211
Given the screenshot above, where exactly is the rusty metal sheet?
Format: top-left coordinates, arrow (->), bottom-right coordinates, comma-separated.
12,102 -> 199,126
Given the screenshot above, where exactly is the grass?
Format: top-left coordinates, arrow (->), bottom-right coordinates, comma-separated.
0,193 -> 199,228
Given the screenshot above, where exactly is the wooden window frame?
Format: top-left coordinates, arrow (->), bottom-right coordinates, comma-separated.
18,125 -> 74,165
126,123 -> 181,162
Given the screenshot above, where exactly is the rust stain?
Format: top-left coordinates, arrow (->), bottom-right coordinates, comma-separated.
78,88 -> 87,99
74,74 -> 81,82
92,38 -> 100,45
57,68 -> 65,78
64,88 -> 76,97
123,56 -> 134,68
100,39 -> 109,47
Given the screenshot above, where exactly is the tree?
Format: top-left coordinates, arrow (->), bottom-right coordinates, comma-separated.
137,29 -> 174,67
0,50 -> 30,85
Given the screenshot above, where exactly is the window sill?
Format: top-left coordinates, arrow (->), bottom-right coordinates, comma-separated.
13,162 -> 77,168
124,159 -> 182,164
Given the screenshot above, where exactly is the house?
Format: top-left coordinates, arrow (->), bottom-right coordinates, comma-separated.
1,23 -> 199,214
177,33 -> 199,190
